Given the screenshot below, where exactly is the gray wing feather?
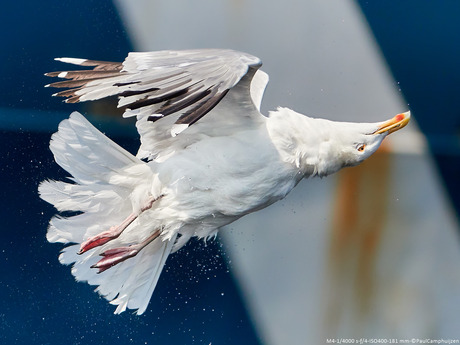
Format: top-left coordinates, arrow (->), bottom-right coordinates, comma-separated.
46,49 -> 263,132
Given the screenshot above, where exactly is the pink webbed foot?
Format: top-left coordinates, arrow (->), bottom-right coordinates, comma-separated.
91,246 -> 140,273
91,230 -> 161,273
78,195 -> 164,255
78,214 -> 136,255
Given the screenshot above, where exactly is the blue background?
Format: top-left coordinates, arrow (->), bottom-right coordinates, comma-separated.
0,1 -> 260,344
1,1 -> 459,344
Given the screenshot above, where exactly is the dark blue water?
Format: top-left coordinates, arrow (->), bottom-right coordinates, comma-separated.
357,0 -> 460,217
0,1 -> 262,343
2,1 -> 459,343
0,126 -> 261,344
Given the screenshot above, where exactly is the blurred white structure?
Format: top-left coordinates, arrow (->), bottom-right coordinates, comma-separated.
114,0 -> 460,343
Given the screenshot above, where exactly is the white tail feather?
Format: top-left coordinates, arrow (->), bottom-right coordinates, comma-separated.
39,112 -> 173,314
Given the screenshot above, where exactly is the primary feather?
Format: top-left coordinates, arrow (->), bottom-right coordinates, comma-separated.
40,49 -> 409,314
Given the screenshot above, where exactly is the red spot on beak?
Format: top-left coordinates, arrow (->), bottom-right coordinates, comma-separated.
395,114 -> 405,122
373,111 -> 410,135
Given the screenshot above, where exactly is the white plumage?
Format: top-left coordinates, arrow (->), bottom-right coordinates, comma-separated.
39,49 -> 410,314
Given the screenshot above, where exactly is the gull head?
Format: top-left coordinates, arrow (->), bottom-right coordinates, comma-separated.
315,111 -> 411,175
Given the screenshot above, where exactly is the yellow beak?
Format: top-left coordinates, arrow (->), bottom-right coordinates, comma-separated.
373,111 -> 411,135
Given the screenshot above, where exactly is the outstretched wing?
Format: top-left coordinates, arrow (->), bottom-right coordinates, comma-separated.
46,49 -> 266,139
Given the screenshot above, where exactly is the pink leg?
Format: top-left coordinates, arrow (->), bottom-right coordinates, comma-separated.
78,194 -> 164,255
91,229 -> 161,273
78,214 -> 136,254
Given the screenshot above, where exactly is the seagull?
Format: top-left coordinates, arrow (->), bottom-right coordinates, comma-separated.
39,49 -> 410,314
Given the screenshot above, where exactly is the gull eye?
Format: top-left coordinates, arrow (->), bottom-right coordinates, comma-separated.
357,144 -> 366,152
